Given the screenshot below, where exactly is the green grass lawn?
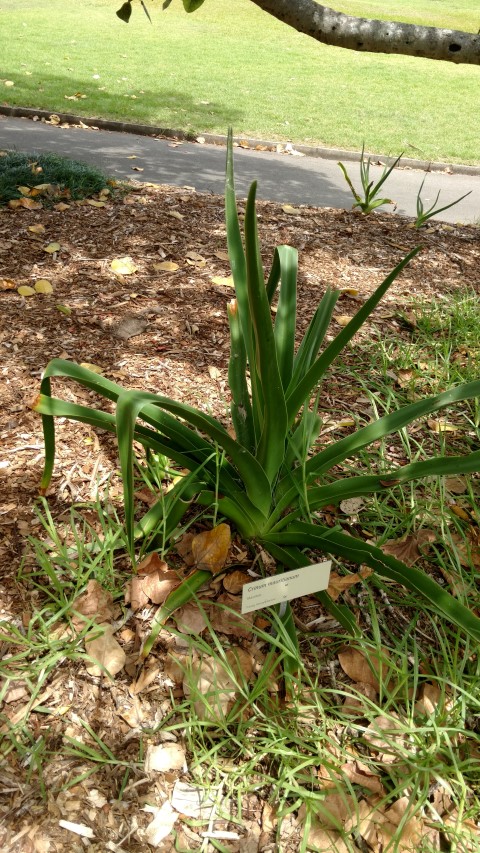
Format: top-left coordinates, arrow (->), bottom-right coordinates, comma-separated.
0,0 -> 478,163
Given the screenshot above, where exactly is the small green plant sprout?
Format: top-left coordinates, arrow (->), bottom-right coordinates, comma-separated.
414,174 -> 472,228
338,144 -> 402,213
33,130 -> 480,664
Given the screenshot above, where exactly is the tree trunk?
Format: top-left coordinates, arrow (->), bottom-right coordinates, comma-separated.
250,0 -> 480,65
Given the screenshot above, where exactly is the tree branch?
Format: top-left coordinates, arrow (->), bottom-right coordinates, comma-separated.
249,0 -> 480,65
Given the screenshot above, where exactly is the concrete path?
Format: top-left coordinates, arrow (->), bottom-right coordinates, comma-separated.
1,114 -> 479,224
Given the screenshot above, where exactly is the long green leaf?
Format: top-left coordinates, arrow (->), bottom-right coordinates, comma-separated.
115,390 -> 271,545
286,249 -> 420,423
274,245 -> 298,390
225,129 -> 262,443
270,449 -> 480,531
244,181 -> 288,482
264,521 -> 480,642
307,380 -> 480,479
227,298 -> 255,452
288,288 -> 338,393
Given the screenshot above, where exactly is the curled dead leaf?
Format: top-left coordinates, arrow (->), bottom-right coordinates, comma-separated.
327,567 -> 372,601
209,592 -> 254,638
380,530 -> 436,566
71,580 -> 114,630
223,570 -> 251,594
85,625 -> 126,678
192,523 -> 231,574
338,646 -> 390,691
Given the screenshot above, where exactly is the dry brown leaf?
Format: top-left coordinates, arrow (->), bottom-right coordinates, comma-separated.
450,530 -> 480,568
183,647 -> 252,722
127,569 -> 179,611
327,567 -> 373,601
185,250 -> 205,266
183,654 -> 237,721
0,278 -> 16,290
71,580 -> 114,630
163,652 -> 187,686
342,681 -> 378,716
414,682 -> 453,716
225,646 -> 254,681
174,602 -> 208,635
364,713 -> 406,763
130,665 -> 161,695
335,314 -> 353,326
28,223 -> 46,234
176,532 -> 196,567
9,197 -> 42,210
85,625 -> 126,677
427,418 -> 458,433
137,552 -> 169,576
450,505 -> 472,522
211,275 -> 235,288
338,646 -> 390,690
192,523 -> 231,574
444,476 -> 467,495
223,570 -> 251,594
153,260 -> 179,272
209,592 -> 254,638
214,250 -> 229,261
315,792 -> 357,830
341,759 -> 385,795
381,530 -> 436,566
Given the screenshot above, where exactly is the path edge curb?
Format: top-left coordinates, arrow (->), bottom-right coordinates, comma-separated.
1,105 -> 479,177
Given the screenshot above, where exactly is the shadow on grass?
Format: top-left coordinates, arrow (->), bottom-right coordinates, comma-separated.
0,69 -> 244,135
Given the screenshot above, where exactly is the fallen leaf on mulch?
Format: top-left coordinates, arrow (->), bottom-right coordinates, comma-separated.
327,567 -> 373,600
192,523 -> 231,574
174,602 -> 208,635
209,592 -> 254,638
380,529 -> 436,565
85,624 -> 126,677
338,646 -> 390,690
71,579 -> 114,630
127,569 -> 180,610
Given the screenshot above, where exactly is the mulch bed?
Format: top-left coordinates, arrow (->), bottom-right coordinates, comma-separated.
0,183 -> 479,851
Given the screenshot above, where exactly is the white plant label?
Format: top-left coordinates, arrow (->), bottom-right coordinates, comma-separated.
241,561 -> 332,614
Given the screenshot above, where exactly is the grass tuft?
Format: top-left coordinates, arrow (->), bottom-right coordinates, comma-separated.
0,150 -> 110,204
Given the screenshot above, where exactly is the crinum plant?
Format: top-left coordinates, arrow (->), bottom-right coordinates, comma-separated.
34,130 -> 480,658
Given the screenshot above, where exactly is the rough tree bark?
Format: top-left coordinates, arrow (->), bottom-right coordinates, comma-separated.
249,0 -> 480,65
